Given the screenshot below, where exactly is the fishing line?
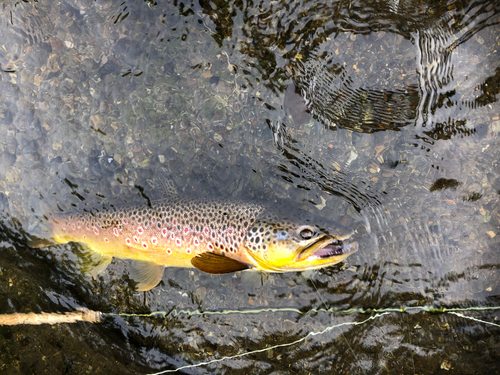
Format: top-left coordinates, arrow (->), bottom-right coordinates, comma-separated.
105,304 -> 500,319
138,305 -> 500,375
147,312 -> 392,375
1,305 -> 498,373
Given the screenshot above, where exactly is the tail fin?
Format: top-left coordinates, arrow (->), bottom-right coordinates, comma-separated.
27,237 -> 55,248
26,221 -> 55,248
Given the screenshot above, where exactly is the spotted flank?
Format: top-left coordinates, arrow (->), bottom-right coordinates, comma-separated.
37,190 -> 357,292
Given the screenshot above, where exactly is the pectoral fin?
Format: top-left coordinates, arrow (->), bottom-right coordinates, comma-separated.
191,252 -> 251,274
129,260 -> 165,291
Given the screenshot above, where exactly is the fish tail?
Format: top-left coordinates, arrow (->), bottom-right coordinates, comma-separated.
27,236 -> 54,248
26,220 -> 57,248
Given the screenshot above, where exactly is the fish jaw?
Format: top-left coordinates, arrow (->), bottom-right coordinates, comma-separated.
291,238 -> 358,271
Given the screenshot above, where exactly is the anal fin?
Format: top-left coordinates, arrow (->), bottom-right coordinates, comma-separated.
129,260 -> 165,291
191,252 -> 251,274
82,253 -> 113,278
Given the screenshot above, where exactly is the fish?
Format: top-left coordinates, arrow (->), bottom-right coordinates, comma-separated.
31,185 -> 357,291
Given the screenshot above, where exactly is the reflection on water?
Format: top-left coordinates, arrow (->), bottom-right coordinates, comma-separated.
0,0 -> 499,373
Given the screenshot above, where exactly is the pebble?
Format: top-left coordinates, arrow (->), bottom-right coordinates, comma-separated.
491,120 -> 500,134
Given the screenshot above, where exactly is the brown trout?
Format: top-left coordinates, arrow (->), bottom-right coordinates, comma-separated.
36,191 -> 357,291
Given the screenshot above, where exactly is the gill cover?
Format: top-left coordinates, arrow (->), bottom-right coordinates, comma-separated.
243,209 -> 356,272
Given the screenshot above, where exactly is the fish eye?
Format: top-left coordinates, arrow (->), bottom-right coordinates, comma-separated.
299,227 -> 315,240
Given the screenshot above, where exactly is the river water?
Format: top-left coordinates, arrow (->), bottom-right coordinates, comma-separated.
0,0 -> 499,374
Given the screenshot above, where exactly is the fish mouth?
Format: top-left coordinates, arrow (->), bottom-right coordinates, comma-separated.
305,239 -> 358,261
296,233 -> 357,263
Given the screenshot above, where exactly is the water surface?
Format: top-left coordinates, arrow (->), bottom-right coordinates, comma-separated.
0,0 -> 499,373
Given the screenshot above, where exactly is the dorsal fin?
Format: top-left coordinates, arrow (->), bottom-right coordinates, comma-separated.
148,169 -> 178,197
156,168 -> 178,197
157,176 -> 178,197
191,252 -> 252,274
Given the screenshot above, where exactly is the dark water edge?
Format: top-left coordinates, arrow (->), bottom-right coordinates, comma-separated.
1,210 -> 499,374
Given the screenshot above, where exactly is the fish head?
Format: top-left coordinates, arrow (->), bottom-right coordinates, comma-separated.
244,209 -> 357,272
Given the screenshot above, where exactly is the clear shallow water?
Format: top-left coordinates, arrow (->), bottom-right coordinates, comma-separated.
0,0 -> 499,373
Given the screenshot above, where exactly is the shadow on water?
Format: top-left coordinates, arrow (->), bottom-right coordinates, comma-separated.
0,0 -> 499,373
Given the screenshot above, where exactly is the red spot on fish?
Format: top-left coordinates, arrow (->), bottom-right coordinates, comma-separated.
126,238 -> 131,244
186,248 -> 191,254
72,224 -> 76,230
208,243 -> 214,251
137,227 -> 143,235
86,223 -> 90,230
204,227 -> 209,235
194,238 -> 199,246
142,242 -> 148,249
123,219 -> 128,224
173,219 -> 177,225
151,237 -> 158,245
161,228 -> 168,237
175,238 -> 181,246
184,227 -> 189,234
104,238 -> 109,243
62,225 -> 66,230
133,236 -> 139,243
94,228 -> 99,235
113,228 -> 119,236
83,235 -> 87,240
166,248 -> 172,255
228,228 -> 234,235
